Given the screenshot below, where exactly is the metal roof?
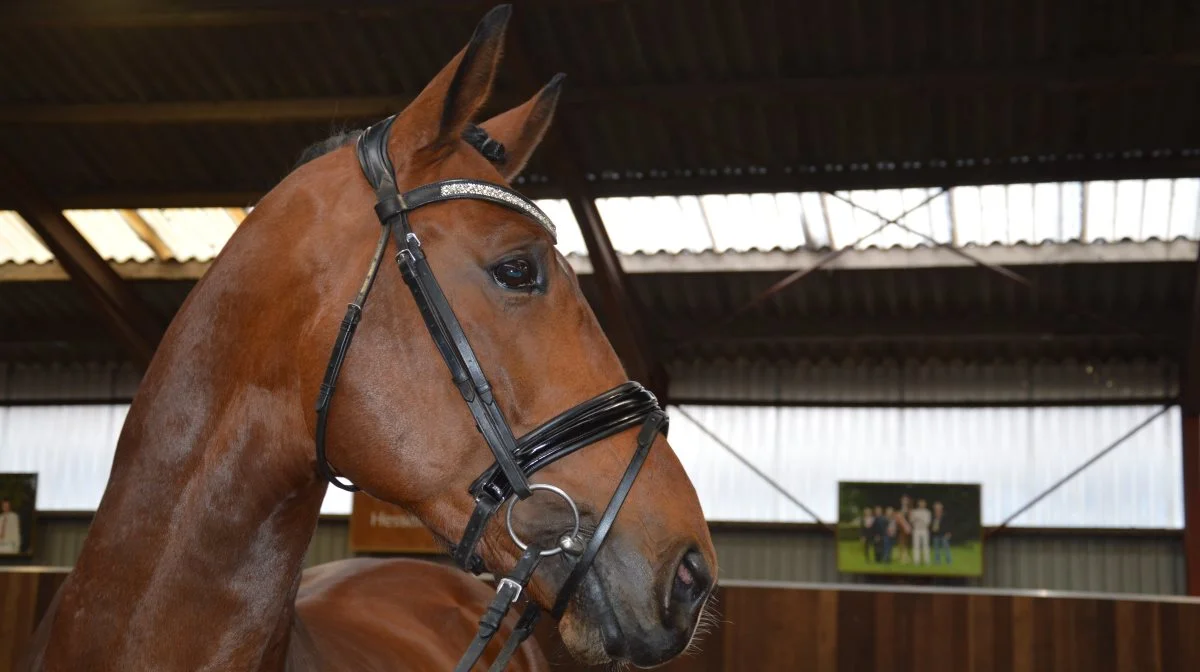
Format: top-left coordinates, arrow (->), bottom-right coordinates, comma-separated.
3,1 -> 1200,206
0,254 -> 1191,367
4,178 -> 1198,268
0,211 -> 51,264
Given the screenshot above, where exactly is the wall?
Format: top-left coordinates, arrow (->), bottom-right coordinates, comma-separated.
630,580 -> 1200,672
2,358 -> 1176,406
667,356 -> 1179,405
6,567 -> 1199,672
2,400 -> 1184,526
2,359 -> 1187,599
10,515 -> 1185,597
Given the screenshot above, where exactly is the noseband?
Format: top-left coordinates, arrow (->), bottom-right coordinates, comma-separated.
312,115 -> 668,671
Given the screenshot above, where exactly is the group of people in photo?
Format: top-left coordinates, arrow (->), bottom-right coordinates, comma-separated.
0,498 -> 21,555
859,495 -> 952,566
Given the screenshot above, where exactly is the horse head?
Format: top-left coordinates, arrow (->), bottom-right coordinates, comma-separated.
239,5 -> 716,667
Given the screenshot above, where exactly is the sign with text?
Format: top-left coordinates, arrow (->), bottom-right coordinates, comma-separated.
348,491 -> 443,554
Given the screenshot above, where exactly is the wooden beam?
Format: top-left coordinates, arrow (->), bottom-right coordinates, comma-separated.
14,146 -> 1200,219
1183,243 -> 1200,595
565,192 -> 666,392
118,210 -> 173,261
661,314 -> 1184,347
503,34 -> 668,402
1184,247 -> 1200,415
1186,414 -> 1200,596
0,98 -> 420,125
2,58 -> 1196,125
0,0 -> 614,28
567,155 -> 1200,200
51,191 -> 266,210
0,153 -> 164,370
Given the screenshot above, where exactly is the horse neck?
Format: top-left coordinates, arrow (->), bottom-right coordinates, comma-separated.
49,215 -> 331,671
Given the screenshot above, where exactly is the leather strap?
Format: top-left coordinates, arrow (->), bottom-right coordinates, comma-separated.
455,545 -> 544,672
391,216 -> 532,499
452,492 -> 502,573
356,115 -> 400,195
313,225 -> 391,491
551,411 -> 667,618
471,383 -> 663,503
488,605 -> 541,672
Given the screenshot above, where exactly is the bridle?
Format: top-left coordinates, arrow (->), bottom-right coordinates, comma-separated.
311,115 -> 668,671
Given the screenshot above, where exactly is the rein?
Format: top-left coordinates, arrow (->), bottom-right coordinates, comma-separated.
312,114 -> 667,671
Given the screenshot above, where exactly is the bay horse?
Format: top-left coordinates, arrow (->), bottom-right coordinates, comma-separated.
292,558 -> 548,671
21,4 -> 716,671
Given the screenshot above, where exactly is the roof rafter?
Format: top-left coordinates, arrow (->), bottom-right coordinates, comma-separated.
118,209 -> 173,261
2,57 -> 1196,126
503,27 -> 668,402
29,154 -> 1200,210
0,153 -> 164,370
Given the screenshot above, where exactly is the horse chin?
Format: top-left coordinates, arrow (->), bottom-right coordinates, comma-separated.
557,570 -> 691,669
557,573 -> 620,666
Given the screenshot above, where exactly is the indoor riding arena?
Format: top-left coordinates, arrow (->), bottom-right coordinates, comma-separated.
3,2 -> 1200,671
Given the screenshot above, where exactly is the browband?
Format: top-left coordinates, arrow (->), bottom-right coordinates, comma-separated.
356,117 -> 556,240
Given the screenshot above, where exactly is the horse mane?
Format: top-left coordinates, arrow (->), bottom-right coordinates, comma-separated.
293,123 -> 507,170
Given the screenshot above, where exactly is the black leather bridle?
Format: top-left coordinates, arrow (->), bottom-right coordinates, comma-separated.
312,115 -> 668,671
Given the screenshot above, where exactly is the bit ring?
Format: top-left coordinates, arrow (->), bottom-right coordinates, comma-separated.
506,483 -> 581,557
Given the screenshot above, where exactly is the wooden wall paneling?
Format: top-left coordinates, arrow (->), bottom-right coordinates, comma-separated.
5,571 -> 1200,671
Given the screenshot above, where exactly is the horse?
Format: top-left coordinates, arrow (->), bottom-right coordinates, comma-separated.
21,4 -> 717,670
291,558 -> 548,671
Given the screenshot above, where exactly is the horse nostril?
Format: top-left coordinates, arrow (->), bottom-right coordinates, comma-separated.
671,549 -> 711,608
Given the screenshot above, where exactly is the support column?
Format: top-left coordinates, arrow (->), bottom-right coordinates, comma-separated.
1185,413 -> 1200,596
1182,242 -> 1200,595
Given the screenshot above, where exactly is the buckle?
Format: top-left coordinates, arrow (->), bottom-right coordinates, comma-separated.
497,577 -> 523,604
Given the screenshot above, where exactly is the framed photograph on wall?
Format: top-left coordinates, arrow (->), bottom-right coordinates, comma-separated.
0,472 -> 37,558
836,480 -> 983,578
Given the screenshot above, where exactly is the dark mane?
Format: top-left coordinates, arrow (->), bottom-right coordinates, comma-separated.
294,129 -> 363,169
293,124 -> 506,170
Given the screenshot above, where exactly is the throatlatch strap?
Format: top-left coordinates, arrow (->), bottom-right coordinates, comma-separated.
313,225 -> 392,492
552,411 -> 667,618
455,545 -> 544,672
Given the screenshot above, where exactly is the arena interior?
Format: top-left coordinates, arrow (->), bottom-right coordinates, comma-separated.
2,1 -> 1200,670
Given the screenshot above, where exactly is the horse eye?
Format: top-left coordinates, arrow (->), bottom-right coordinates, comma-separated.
492,258 -> 538,290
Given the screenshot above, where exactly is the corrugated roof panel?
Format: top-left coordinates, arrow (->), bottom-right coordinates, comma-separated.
669,403 -> 1182,528
0,211 -> 52,264
4,179 -> 1197,269
61,210 -> 154,263
582,178 -> 1200,257
1169,179 -> 1200,239
136,207 -> 243,263
596,195 -> 714,254
533,198 -> 587,257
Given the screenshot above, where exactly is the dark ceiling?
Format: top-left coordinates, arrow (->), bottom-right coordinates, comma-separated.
2,0 -> 1200,207
1,259 -> 1191,369
0,0 -> 1197,384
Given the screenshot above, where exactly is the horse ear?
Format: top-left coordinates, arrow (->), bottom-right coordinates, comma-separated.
399,4 -> 512,157
478,73 -> 565,181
